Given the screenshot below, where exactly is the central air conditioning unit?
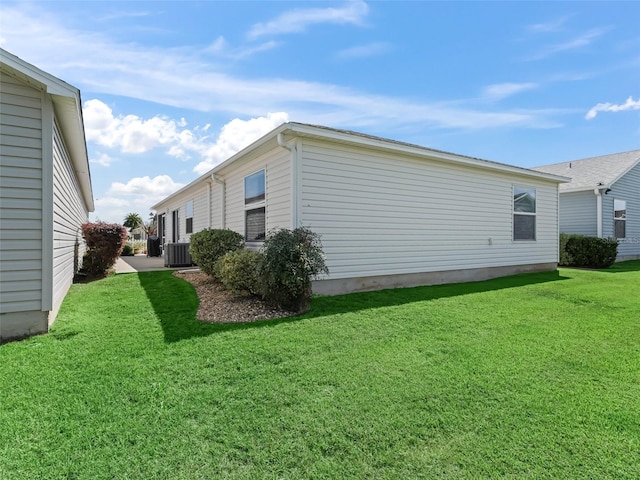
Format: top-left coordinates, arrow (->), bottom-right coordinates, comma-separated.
164,243 -> 193,267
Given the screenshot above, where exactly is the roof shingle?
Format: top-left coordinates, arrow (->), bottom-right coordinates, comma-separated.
533,150 -> 640,192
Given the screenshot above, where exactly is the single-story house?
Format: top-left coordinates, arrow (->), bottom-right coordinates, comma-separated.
1,48 -> 94,342
534,150 -> 640,261
152,122 -> 568,294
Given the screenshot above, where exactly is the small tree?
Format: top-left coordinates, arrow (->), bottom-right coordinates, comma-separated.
189,229 -> 244,278
258,227 -> 328,313
81,222 -> 127,276
123,213 -> 143,231
145,213 -> 158,236
124,212 -> 157,241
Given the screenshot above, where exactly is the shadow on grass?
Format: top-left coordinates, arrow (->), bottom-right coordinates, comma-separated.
138,269 -> 568,343
597,259 -> 640,273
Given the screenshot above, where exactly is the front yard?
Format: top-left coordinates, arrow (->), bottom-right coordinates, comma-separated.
1,263 -> 639,479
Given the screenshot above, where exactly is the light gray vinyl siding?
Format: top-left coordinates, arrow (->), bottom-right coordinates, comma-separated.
51,118 -> 88,313
299,139 -> 559,279
0,74 -> 44,313
609,163 -> 640,258
558,191 -> 597,236
158,185 -> 210,244
223,147 -> 291,238
192,184 -> 210,234
211,182 -> 223,228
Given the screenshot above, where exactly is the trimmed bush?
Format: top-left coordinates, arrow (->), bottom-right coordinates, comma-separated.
189,229 -> 244,278
217,249 -> 263,295
559,233 -> 618,268
81,222 -> 128,276
258,227 -> 328,313
121,244 -> 134,256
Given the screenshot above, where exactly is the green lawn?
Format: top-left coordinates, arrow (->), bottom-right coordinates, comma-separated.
1,263 -> 639,479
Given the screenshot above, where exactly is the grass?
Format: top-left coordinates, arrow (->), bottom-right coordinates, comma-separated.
1,262 -> 639,479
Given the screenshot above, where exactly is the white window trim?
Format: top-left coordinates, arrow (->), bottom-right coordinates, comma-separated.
244,169 -> 266,243
185,200 -> 194,234
614,198 -> 627,239
513,185 -> 537,242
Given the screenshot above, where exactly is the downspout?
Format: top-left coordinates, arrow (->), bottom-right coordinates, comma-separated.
277,133 -> 298,228
207,180 -> 212,228
212,173 -> 225,228
594,187 -> 603,238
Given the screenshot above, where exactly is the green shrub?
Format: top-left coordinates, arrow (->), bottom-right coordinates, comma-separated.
121,244 -> 134,256
559,233 -> 618,268
217,249 -> 263,295
189,229 -> 244,278
81,222 -> 128,276
258,227 -> 328,313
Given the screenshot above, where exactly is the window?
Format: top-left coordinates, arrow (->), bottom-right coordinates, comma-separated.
614,199 -> 626,239
172,209 -> 179,243
513,186 -> 536,241
245,170 -> 265,205
246,207 -> 266,242
186,200 -> 194,234
244,170 -> 266,242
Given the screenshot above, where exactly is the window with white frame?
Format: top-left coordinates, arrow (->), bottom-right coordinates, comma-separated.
185,200 -> 194,234
614,199 -> 626,239
244,170 -> 266,242
513,186 -> 536,241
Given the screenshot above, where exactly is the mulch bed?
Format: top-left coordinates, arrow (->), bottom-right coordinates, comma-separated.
173,270 -> 293,323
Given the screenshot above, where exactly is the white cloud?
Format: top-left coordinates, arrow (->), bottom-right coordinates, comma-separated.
83,99 -> 191,154
336,42 -> 390,60
193,112 -> 289,174
526,16 -> 570,33
483,82 -> 539,101
585,96 -> 640,120
205,36 -> 281,59
526,27 -> 610,61
93,175 -> 186,223
109,175 -> 184,196
247,0 -> 369,39
89,152 -> 115,167
86,99 -> 288,174
2,4 -> 564,132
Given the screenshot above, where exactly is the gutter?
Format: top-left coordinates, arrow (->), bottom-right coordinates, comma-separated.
593,186 -> 609,238
277,133 -> 298,228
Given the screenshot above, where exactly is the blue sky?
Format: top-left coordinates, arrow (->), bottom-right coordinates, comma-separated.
2,1 -> 639,223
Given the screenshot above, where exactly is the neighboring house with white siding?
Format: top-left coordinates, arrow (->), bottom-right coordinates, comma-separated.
1,49 -> 94,342
152,122 -> 567,294
534,150 -> 640,261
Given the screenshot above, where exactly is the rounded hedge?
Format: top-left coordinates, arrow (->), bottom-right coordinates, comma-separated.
217,249 -> 263,295
189,229 -> 244,278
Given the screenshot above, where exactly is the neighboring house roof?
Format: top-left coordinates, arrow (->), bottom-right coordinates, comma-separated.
152,122 -> 568,210
533,150 -> 640,193
0,48 -> 94,211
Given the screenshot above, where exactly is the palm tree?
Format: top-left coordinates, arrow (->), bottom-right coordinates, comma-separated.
123,213 -> 143,231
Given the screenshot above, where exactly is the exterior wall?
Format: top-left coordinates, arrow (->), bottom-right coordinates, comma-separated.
222,146 -> 291,240
558,191 -> 597,236
51,118 -> 89,320
0,73 -> 48,339
298,138 -> 559,281
608,163 -> 640,260
158,183 -> 211,245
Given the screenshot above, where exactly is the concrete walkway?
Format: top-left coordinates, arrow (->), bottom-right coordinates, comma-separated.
114,255 -> 172,273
